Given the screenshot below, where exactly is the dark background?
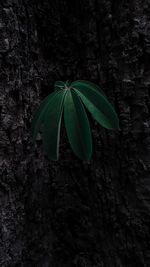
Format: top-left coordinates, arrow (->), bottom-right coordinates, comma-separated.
0,0 -> 150,266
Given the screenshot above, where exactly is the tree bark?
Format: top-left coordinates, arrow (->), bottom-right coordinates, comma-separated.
0,0 -> 150,266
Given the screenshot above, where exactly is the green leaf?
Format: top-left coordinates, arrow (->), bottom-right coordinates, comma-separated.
64,89 -> 92,160
31,91 -> 59,141
42,90 -> 67,160
32,80 -> 119,161
54,81 -> 66,91
72,83 -> 119,129
71,80 -> 106,97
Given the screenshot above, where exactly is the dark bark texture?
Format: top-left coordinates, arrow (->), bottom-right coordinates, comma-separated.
0,0 -> 150,266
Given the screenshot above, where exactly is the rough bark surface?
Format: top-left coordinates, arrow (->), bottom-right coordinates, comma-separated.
0,0 -> 150,266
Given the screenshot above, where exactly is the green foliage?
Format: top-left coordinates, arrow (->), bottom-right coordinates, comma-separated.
64,89 -> 92,160
31,80 -> 119,160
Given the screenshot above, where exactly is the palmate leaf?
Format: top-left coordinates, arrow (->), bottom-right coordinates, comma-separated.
64,89 -> 92,160
42,90 -> 67,160
71,81 -> 119,130
31,80 -> 119,160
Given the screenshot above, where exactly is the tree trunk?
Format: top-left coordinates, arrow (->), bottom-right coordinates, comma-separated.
1,0 -> 150,266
